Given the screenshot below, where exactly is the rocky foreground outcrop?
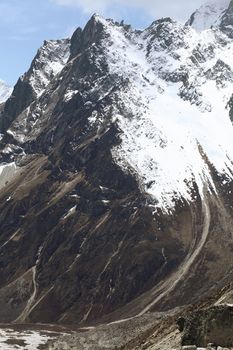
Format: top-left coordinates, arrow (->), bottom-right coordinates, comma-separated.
178,305 -> 233,348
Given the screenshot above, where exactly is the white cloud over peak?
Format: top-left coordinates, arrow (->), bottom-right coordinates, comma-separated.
51,0 -> 207,22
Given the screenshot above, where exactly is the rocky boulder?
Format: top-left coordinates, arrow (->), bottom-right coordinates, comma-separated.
179,305 -> 233,348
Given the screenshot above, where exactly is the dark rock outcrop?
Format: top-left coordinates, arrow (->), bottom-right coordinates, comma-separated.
220,0 -> 233,37
180,306 -> 233,348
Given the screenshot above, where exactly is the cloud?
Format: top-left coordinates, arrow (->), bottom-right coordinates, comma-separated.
52,0 -> 109,13
51,0 -> 205,22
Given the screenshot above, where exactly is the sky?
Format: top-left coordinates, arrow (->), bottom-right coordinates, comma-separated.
0,0 -> 206,86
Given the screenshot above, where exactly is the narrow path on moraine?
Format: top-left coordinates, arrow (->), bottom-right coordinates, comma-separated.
137,198 -> 211,316
103,198 -> 211,327
13,266 -> 37,323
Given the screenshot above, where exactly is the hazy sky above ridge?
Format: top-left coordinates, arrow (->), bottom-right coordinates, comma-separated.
0,0 -> 207,85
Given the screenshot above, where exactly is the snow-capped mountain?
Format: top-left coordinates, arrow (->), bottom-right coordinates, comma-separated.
187,0 -> 233,38
187,0 -> 230,31
27,39 -> 70,98
0,79 -> 12,103
6,14 -> 233,212
95,16 -> 233,212
0,4 -> 233,338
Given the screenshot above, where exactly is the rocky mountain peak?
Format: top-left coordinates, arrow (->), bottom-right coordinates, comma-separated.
26,38 -> 70,97
70,14 -> 106,60
0,38 -> 70,133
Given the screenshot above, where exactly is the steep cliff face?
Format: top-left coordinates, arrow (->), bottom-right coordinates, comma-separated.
0,9 -> 233,328
0,39 -> 70,132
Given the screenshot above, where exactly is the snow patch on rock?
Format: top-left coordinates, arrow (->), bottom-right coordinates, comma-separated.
29,39 -> 70,97
64,89 -> 79,102
0,162 -> 17,191
0,79 -> 12,103
0,328 -> 56,350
